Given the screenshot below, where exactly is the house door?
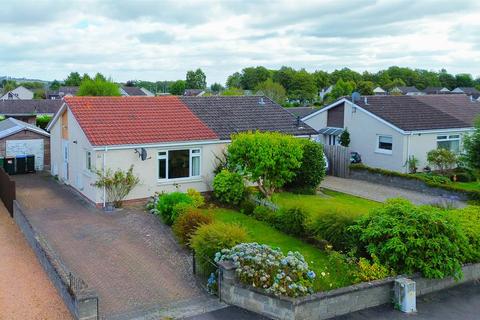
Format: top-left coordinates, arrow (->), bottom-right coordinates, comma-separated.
62,140 -> 69,181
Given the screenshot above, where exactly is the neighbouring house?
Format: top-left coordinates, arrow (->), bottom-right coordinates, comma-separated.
389,86 -> 425,96
284,106 -> 317,118
184,89 -> 206,96
0,118 -> 50,171
452,87 -> 480,100
47,96 -> 315,206
373,87 -> 386,95
319,85 -> 333,101
0,86 -> 34,100
302,95 -> 480,173
0,99 -> 63,125
120,86 -> 154,96
423,87 -> 451,94
47,86 -> 79,99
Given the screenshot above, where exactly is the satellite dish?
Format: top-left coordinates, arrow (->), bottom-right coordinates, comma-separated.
351,92 -> 361,103
140,148 -> 147,161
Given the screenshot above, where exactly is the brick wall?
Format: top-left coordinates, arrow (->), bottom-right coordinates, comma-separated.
0,130 -> 50,169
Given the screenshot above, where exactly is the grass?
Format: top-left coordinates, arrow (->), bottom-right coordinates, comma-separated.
205,207 -> 357,292
452,181 -> 480,191
272,189 -> 381,220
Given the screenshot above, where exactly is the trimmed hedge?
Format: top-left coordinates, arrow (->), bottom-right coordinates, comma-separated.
350,163 -> 480,200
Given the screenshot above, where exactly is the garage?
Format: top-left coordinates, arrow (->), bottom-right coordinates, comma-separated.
0,118 -> 50,172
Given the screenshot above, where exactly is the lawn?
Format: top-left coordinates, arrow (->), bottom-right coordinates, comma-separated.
272,189 -> 381,220
206,207 -> 357,292
452,181 -> 480,191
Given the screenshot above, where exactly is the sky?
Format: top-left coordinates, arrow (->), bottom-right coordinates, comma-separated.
1,0 -> 480,85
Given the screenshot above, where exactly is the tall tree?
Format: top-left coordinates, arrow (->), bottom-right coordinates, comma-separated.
169,80 -> 186,95
330,79 -> 355,99
312,70 -> 330,92
438,69 -> 457,89
240,66 -> 270,90
226,72 -> 242,88
50,80 -> 61,90
64,72 -> 82,86
255,79 -> 286,104
455,73 -> 474,87
288,69 -> 317,102
356,80 -> 375,95
210,82 -> 224,93
186,68 -> 206,89
272,66 -> 296,92
463,117 -> 480,171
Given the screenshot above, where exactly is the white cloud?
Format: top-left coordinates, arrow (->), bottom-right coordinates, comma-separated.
0,0 -> 479,84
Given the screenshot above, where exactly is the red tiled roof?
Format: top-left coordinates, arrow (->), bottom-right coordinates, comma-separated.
64,96 -> 218,146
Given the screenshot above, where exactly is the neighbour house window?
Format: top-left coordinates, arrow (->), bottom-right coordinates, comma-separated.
85,151 -> 92,171
377,135 -> 393,153
157,148 -> 201,180
437,135 -> 460,153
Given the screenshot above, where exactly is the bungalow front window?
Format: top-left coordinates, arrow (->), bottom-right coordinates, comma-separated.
377,135 -> 393,154
158,148 -> 201,180
437,135 -> 460,153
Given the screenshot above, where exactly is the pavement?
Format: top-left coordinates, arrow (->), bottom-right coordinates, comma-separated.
13,173 -> 224,319
321,176 -> 467,207
0,201 -> 71,320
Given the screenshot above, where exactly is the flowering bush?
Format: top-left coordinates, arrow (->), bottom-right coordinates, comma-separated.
215,243 -> 315,297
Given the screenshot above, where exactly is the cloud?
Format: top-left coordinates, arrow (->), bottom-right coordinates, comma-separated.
0,0 -> 479,83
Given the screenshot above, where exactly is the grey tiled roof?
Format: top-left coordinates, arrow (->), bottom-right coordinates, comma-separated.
121,86 -> 147,96
181,96 -> 317,139
284,106 -> 317,118
0,99 -> 63,115
0,117 -> 49,139
348,95 -> 480,131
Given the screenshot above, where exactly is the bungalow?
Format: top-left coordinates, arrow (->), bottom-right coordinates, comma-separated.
1,86 -> 34,100
47,96 -> 315,206
0,100 -> 63,125
389,86 -> 424,96
302,94 -> 480,173
423,87 -> 451,95
452,87 -> 480,100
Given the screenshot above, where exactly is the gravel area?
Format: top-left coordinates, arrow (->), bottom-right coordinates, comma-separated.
0,202 -> 71,320
321,176 -> 467,207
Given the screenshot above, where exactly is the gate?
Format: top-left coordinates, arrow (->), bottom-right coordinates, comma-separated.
324,145 -> 350,178
0,168 -> 15,216
193,253 -> 220,298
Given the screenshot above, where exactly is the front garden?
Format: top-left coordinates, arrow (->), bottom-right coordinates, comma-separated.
145,131 -> 480,300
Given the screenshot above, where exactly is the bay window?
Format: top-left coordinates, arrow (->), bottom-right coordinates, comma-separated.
158,148 -> 201,180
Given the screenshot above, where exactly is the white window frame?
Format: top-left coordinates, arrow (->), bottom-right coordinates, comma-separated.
157,148 -> 202,182
376,135 -> 393,154
437,134 -> 461,153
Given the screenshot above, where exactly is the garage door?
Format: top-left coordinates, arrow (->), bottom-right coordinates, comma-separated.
6,139 -> 44,171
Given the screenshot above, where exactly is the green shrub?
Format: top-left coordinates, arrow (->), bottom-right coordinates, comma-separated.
239,199 -> 256,215
276,207 -> 308,236
448,206 -> 480,262
427,148 -> 457,174
286,140 -> 326,193
172,208 -> 213,247
190,222 -> 249,271
353,255 -> 394,283
156,192 -> 193,225
187,188 -> 205,207
349,199 -> 469,279
416,173 -> 451,185
213,170 -> 245,205
253,205 -> 278,224
307,209 -> 359,252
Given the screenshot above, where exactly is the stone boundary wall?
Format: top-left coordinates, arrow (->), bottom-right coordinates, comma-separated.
13,200 -> 98,320
218,261 -> 480,320
349,169 -> 469,201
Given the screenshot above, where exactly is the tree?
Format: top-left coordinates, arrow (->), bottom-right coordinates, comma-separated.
439,69 -> 457,90
169,80 -> 186,95
64,72 -> 82,86
1,80 -> 17,94
50,80 -> 61,90
312,70 -> 330,92
286,139 -> 326,192
272,66 -> 296,92
227,131 -> 303,198
356,81 -> 374,95
186,68 -> 206,89
288,69 -> 317,102
330,67 -> 362,84
385,78 -> 406,92
226,72 -> 242,88
330,79 -> 355,99
254,78 -> 286,104
240,66 -> 271,90
339,128 -> 351,147
455,73 -> 474,87
33,89 -> 46,99
92,165 -> 140,208
221,87 -> 244,96
77,77 -> 121,96
210,82 -> 224,93
427,149 -> 457,174
94,73 -> 107,82
463,117 -> 480,171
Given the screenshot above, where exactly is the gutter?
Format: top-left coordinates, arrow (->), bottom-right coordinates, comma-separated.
103,146 -> 107,208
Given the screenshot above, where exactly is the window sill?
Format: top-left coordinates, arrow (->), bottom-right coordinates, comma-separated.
375,149 -> 393,155
157,177 -> 203,185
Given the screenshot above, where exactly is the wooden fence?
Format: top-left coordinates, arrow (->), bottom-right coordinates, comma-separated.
0,168 -> 15,216
324,145 -> 350,178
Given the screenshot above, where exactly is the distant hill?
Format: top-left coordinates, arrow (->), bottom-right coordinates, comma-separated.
0,76 -> 50,84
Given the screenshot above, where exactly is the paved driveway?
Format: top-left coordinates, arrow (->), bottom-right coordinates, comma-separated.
321,176 -> 466,207
13,174 -> 223,319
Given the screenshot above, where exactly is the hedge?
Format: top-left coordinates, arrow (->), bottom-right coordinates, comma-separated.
350,163 -> 480,201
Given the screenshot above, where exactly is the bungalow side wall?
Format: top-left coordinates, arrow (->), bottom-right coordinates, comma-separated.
93,142 -> 227,204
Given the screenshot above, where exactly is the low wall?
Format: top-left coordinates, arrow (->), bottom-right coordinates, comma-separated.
218,261 -> 480,320
13,200 -> 98,320
349,169 -> 470,201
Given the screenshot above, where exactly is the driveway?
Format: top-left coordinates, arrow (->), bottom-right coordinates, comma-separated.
321,176 -> 467,207
13,174 -> 224,319
0,201 -> 71,320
